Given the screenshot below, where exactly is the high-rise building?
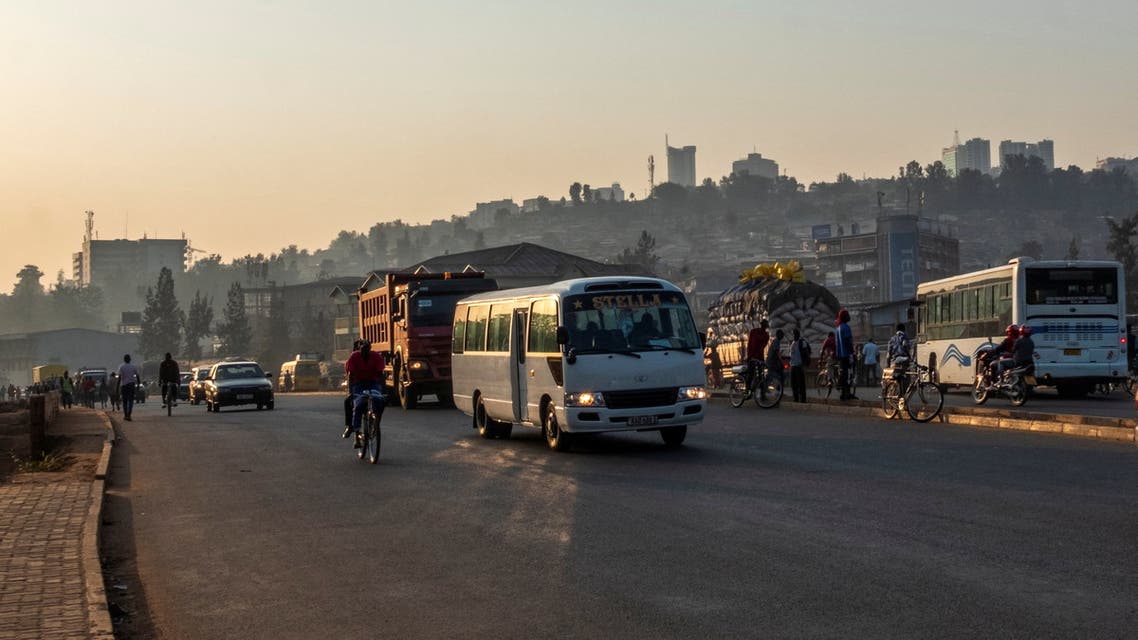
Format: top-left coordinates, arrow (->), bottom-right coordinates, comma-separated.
941,136 -> 990,176
71,211 -> 187,327
666,138 -> 696,187
959,138 -> 991,174
731,152 -> 779,180
999,139 -> 1054,171
941,145 -> 959,176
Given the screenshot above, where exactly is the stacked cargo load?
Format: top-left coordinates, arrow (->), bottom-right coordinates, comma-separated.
705,261 -> 841,369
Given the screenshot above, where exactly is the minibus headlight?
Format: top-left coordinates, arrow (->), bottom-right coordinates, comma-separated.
565,391 -> 605,407
677,386 -> 709,401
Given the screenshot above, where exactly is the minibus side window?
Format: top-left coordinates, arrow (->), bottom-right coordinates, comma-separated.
465,305 -> 489,352
453,305 -> 467,354
487,304 -> 511,352
528,299 -> 559,353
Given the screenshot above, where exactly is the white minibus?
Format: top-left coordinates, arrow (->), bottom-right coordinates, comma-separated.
451,277 -> 708,451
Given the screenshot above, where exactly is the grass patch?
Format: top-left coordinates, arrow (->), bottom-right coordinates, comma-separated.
13,451 -> 71,472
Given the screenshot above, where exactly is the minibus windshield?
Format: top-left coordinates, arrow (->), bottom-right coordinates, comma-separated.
563,291 -> 701,352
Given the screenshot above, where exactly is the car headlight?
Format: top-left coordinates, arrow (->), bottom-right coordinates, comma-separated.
408,360 -> 428,370
565,391 -> 605,407
677,386 -> 709,401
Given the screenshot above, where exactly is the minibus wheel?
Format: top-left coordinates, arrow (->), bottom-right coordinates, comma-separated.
660,426 -> 687,447
543,405 -> 572,452
476,396 -> 499,439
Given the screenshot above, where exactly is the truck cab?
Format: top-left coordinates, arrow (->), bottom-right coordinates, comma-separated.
359,271 -> 497,409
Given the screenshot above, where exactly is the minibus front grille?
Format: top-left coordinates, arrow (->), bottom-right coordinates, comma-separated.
604,388 -> 677,409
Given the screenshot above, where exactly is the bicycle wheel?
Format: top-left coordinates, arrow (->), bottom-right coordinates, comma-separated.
357,411 -> 371,461
166,385 -> 173,416
905,382 -> 944,423
754,374 -> 783,409
1123,375 -> 1135,395
728,377 -> 749,408
365,410 -> 380,464
881,380 -> 900,419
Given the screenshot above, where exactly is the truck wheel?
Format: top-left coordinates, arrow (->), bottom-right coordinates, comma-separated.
397,362 -> 418,410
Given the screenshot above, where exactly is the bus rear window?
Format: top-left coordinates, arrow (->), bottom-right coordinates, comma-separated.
1025,268 -> 1118,305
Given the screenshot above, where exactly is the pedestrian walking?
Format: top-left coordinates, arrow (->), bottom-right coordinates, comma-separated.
836,309 -> 857,400
109,374 -> 121,412
789,328 -> 810,403
117,355 -> 141,421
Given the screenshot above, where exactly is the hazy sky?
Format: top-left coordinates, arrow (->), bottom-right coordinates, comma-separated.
2,0 -> 1136,291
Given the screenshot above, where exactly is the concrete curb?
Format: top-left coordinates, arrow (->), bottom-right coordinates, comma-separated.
84,411 -> 115,639
714,391 -> 1137,444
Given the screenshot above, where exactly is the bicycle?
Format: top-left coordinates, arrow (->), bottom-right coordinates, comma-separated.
815,359 -> 857,399
354,388 -> 384,464
881,362 -> 944,423
162,381 -> 178,416
728,360 -> 783,409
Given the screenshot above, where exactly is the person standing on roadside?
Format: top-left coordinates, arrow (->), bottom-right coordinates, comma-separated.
61,372 -> 74,409
789,328 -> 809,403
862,337 -> 880,386
117,355 -> 141,421
836,309 -> 856,400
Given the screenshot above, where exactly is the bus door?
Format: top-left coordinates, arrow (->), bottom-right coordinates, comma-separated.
512,308 -> 528,422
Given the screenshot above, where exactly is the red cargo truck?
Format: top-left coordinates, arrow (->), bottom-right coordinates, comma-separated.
358,271 -> 497,409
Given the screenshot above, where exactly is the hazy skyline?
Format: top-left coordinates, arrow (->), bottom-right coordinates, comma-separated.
3,1 -> 1136,289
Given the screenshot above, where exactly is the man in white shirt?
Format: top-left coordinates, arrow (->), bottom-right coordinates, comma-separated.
117,354 -> 141,421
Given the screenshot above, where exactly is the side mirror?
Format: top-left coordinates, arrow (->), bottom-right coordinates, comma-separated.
556,326 -> 569,346
266,373 -> 273,379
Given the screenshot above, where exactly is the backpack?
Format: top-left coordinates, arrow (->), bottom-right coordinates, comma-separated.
798,338 -> 812,364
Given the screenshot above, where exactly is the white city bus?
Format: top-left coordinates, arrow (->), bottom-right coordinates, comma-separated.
451,277 -> 708,451
916,258 -> 1126,396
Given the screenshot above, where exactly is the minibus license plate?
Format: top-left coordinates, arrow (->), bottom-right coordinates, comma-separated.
1063,349 -> 1081,356
628,415 -> 658,426
237,394 -> 253,400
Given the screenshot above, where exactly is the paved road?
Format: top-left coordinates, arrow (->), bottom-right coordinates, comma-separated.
105,395 -> 1138,639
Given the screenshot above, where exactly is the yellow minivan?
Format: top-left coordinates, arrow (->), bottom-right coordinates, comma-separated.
279,358 -> 321,392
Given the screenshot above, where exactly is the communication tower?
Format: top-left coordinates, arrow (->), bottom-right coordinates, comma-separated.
647,155 -> 655,198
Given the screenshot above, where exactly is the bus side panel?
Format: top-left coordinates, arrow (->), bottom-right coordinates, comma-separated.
479,354 -> 516,424
451,353 -> 478,417
927,338 -> 993,386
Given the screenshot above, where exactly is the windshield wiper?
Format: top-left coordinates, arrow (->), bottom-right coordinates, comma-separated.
633,344 -> 698,354
571,347 -> 641,359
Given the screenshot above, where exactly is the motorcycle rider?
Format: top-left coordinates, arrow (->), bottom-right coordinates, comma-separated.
1012,325 -> 1035,373
990,324 -> 1020,382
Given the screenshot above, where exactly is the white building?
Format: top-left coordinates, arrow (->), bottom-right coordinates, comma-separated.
731,152 -> 779,180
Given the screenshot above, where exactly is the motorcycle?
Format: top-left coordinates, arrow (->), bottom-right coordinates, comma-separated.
972,347 -> 1033,407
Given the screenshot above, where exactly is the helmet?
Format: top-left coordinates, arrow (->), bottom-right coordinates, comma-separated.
1019,325 -> 1032,337
1005,324 -> 1018,338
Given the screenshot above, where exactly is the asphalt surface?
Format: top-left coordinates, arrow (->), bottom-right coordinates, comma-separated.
104,394 -> 1138,639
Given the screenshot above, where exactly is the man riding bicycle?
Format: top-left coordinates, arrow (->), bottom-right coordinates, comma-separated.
159,352 -> 181,409
343,340 -> 386,448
